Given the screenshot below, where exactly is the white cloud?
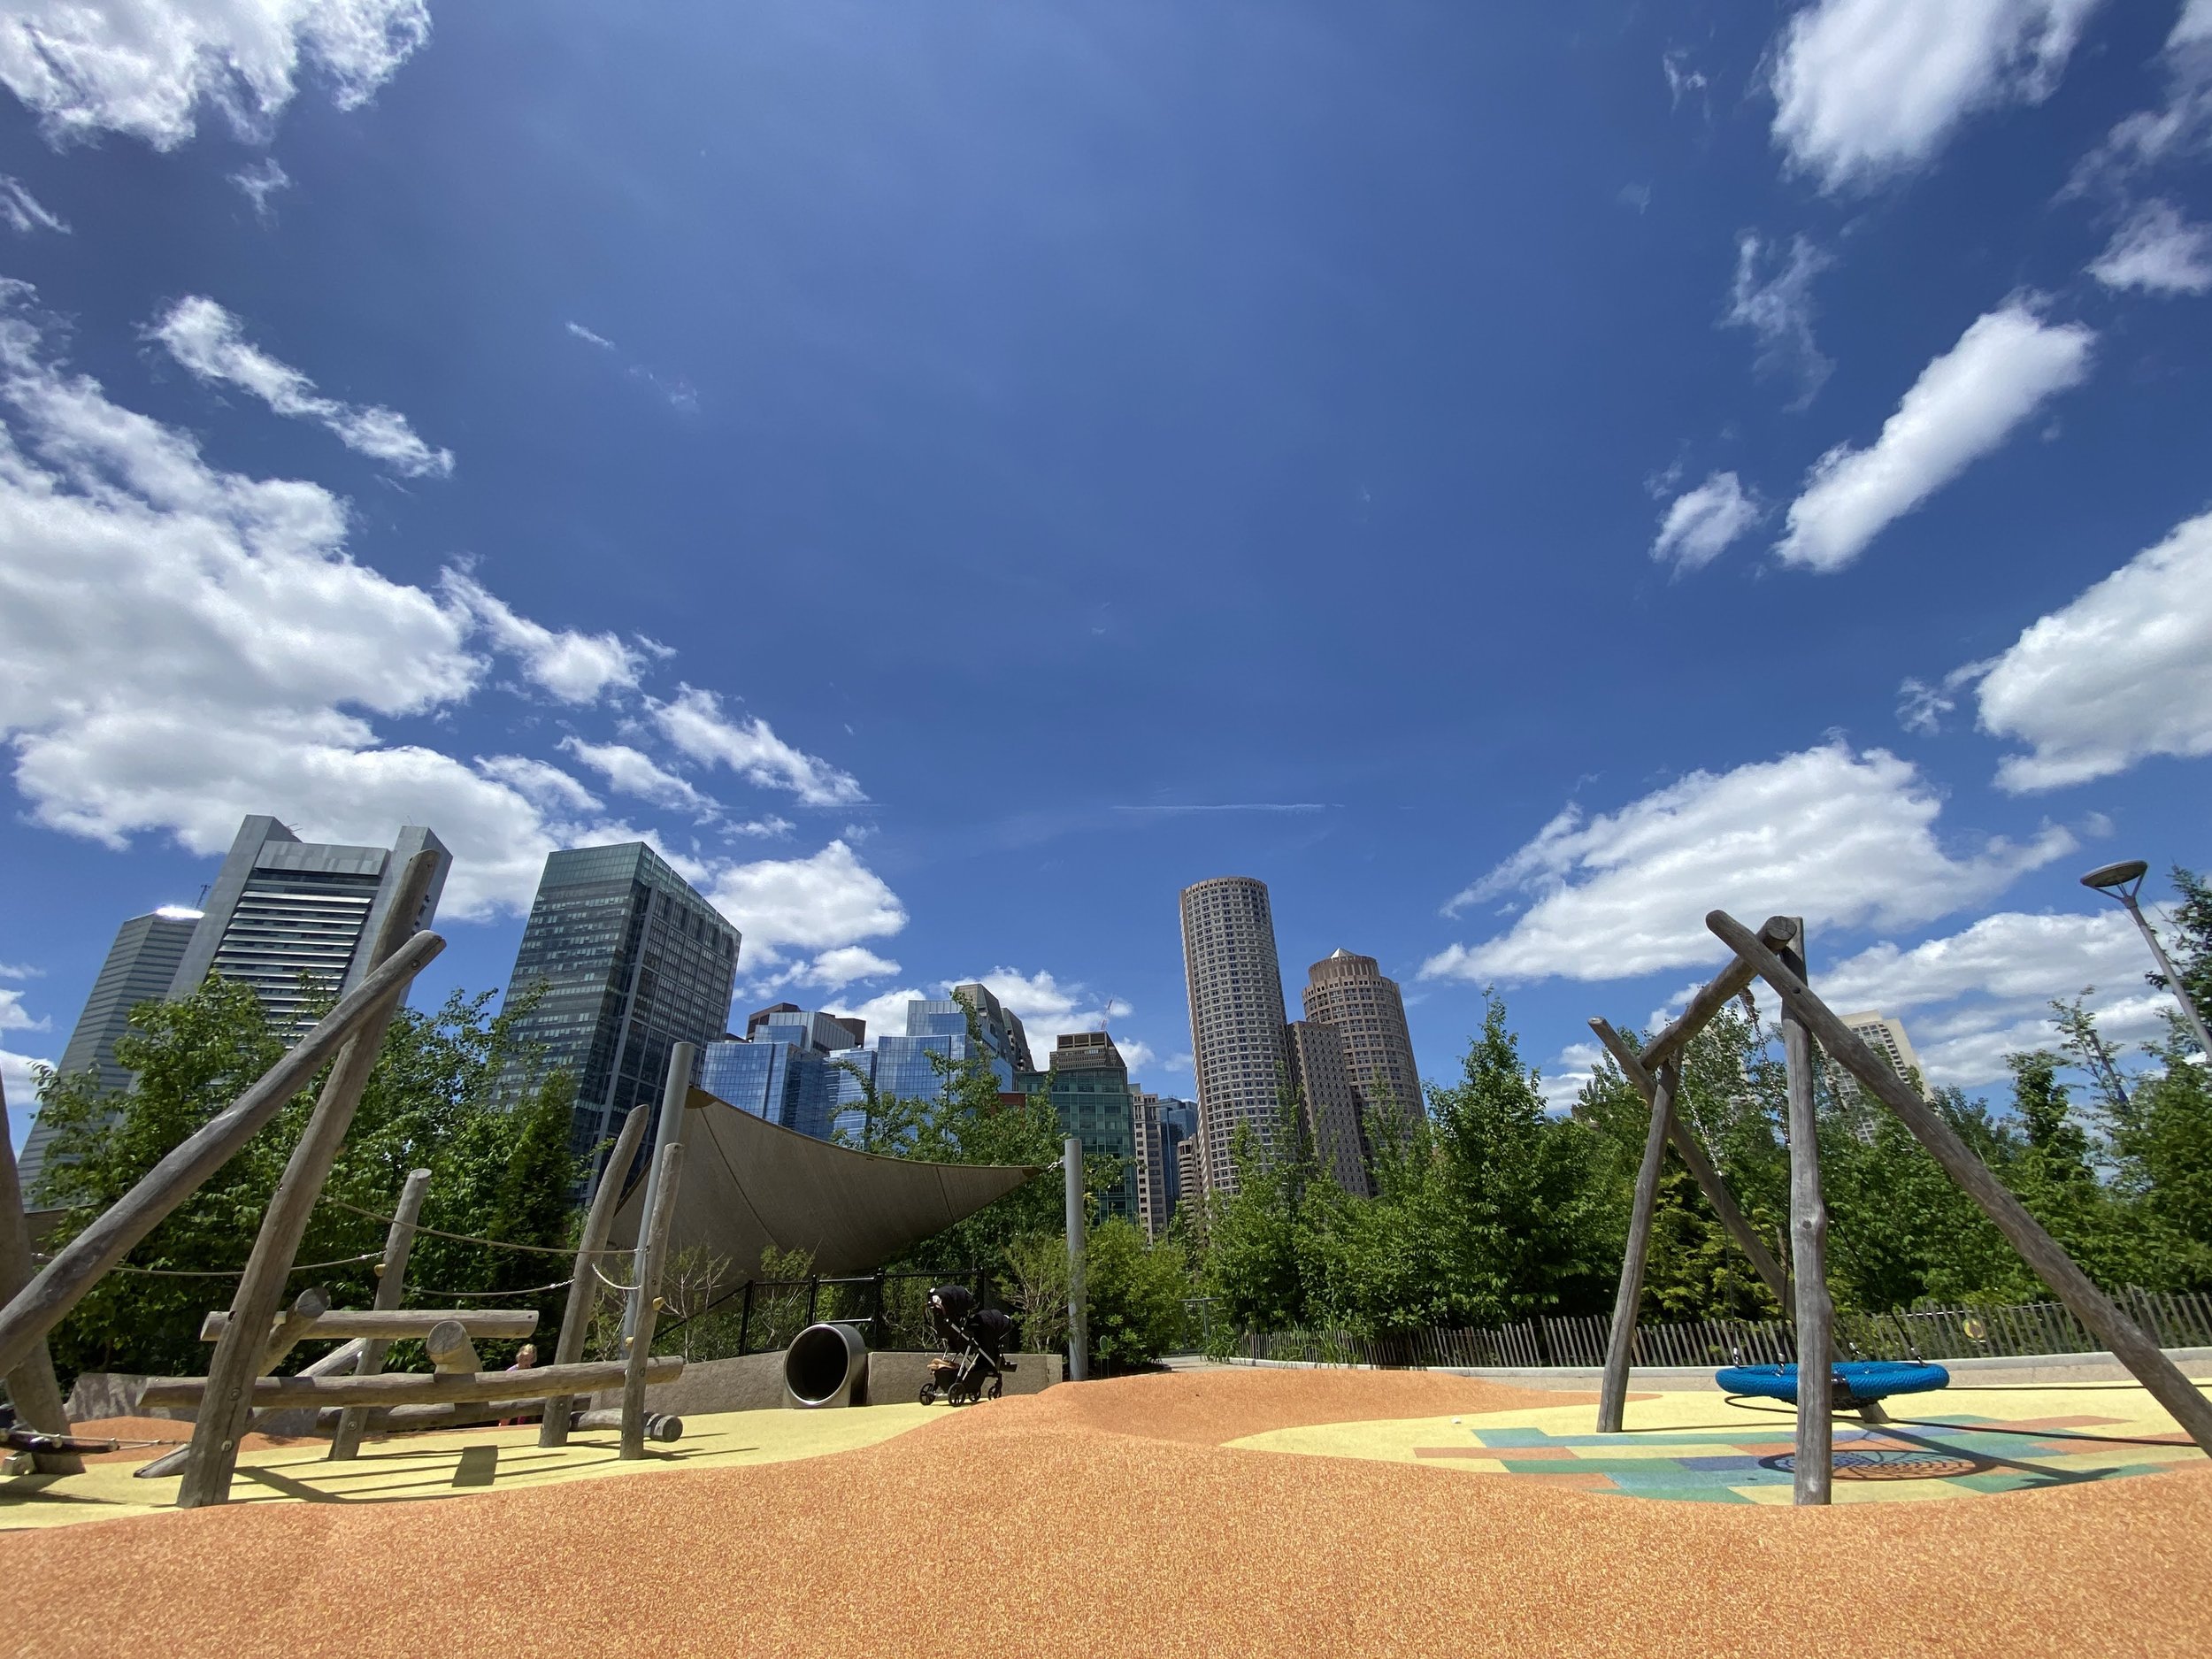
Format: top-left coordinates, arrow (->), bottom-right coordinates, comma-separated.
654,685 -> 864,808
700,841 -> 904,967
1770,0 -> 2102,191
0,960 -> 39,979
0,986 -> 50,1032
1895,657 -> 1998,736
1723,234 -> 1833,404
1424,741 -> 2073,984
0,175 -> 65,234
793,946 -> 902,990
1776,301 -> 2093,572
0,0 -> 430,150
2088,199 -> 2212,296
557,737 -> 712,813
229,156 -> 289,221
1663,50 -> 1709,113
820,986 -> 926,1046
1540,1041 -> 1604,1114
1652,472 -> 1760,572
0,279 -> 882,927
472,755 -> 602,815
1971,509 -> 2212,791
4,1048 -> 52,1121
956,967 -> 1136,1066
2070,1 -> 2212,191
1816,909 -> 2171,1087
726,815 -> 795,839
442,573 -> 641,704
150,295 -> 454,478
565,321 -> 614,350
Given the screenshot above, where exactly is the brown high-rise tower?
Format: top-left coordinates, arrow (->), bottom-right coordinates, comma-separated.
1179,876 -> 1290,1198
1302,949 -> 1423,1141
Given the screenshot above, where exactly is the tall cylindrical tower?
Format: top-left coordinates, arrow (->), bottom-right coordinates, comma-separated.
1302,949 -> 1423,1137
1179,876 -> 1290,1197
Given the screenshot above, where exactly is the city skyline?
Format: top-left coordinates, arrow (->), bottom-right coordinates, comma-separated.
4,4 -> 2208,1156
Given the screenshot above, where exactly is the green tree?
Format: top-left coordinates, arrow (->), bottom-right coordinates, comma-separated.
31,979 -> 586,1381
1083,1217 -> 1194,1370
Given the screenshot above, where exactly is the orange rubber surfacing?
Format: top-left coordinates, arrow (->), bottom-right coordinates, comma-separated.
3,1369 -> 2206,1659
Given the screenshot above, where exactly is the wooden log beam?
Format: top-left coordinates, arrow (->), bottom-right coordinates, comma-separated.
0,1072 -> 79,1475
1775,918 -> 1833,1507
204,1308 -> 539,1343
140,1356 -> 682,1412
1587,1018 -> 1793,1311
257,1286 -> 333,1375
178,850 -> 445,1509
329,1166 -> 430,1461
1640,915 -> 1799,1074
131,1339 -> 368,1480
0,927 -> 444,1385
425,1319 -> 480,1375
621,1046 -> 694,1459
541,1102 -> 649,1448
1597,1059 -> 1679,1432
1709,907 -> 2212,1457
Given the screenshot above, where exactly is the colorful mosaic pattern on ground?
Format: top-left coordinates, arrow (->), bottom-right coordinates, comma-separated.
1227,1383 -> 2212,1505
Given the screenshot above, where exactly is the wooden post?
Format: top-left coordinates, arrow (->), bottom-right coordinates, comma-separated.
1710,908 -> 2212,1456
1639,916 -> 1801,1073
257,1286 -> 332,1373
541,1105 -> 649,1448
1598,1059 -> 1678,1432
620,1044 -> 695,1459
425,1318 -> 480,1374
1588,1019 -> 1793,1311
0,927 -> 441,1384
178,849 -> 442,1509
330,1165 -> 428,1460
0,1074 -> 80,1475
1774,918 -> 1832,1506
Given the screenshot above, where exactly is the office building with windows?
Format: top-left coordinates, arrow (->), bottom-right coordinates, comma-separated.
170,816 -> 451,1032
1302,949 -> 1424,1144
14,906 -> 202,1200
1285,1019 -> 1372,1197
498,842 -> 741,1165
870,981 -> 1033,1107
1179,876 -> 1291,1197
1837,1010 -> 1929,1099
1048,1031 -> 1139,1225
698,1004 -> 869,1142
1132,1091 -> 1201,1238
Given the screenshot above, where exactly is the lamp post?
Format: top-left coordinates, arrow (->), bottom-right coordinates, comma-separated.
2081,860 -> 2212,1059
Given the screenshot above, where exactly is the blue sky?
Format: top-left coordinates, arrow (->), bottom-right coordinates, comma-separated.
5,1 -> 2211,1153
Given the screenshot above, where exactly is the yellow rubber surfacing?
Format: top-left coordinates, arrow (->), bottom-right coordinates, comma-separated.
0,1403 -> 941,1532
1225,1379 -> 2211,1503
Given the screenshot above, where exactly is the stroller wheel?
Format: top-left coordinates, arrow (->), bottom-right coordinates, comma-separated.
918,1385 -> 938,1406
984,1375 -> 1003,1401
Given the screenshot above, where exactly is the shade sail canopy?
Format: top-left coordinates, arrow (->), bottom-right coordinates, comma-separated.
608,1087 -> 1048,1279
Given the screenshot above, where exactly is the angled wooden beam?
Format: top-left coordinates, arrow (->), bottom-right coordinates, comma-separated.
620,1046 -> 695,1459
541,1102 -> 650,1448
131,1339 -> 368,1480
0,926 -> 442,1385
1588,1018 -> 1792,1311
1711,908 -> 2212,1458
329,1165 -> 431,1460
1640,915 -> 1800,1073
1597,1058 -> 1678,1432
180,849 -> 444,1509
1774,918 -> 1833,1506
256,1286 -> 333,1375
0,1073 -> 79,1475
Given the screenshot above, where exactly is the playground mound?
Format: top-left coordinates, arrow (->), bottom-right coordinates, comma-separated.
4,1370 -> 2208,1657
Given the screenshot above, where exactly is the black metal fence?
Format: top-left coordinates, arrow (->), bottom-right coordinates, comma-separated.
650,1268 -> 998,1363
1235,1287 -> 2212,1371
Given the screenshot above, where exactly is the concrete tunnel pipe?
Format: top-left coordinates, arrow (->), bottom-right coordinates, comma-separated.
785,1322 -> 869,1408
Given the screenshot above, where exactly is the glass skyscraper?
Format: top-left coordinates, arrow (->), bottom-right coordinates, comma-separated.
1048,1031 -> 1139,1225
498,842 -> 741,1164
14,906 -> 202,1201
699,1004 -> 869,1141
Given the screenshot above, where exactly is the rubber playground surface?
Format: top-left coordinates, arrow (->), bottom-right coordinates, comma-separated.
3,1366 -> 2208,1656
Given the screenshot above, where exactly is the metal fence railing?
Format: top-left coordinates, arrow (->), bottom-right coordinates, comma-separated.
1235,1287 -> 2212,1372
650,1268 -> 1000,1363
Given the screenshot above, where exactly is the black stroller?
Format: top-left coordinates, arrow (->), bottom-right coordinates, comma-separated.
918,1284 -> 1017,1406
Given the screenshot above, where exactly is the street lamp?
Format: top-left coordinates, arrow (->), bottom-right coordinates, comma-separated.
2081,860 -> 2212,1058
